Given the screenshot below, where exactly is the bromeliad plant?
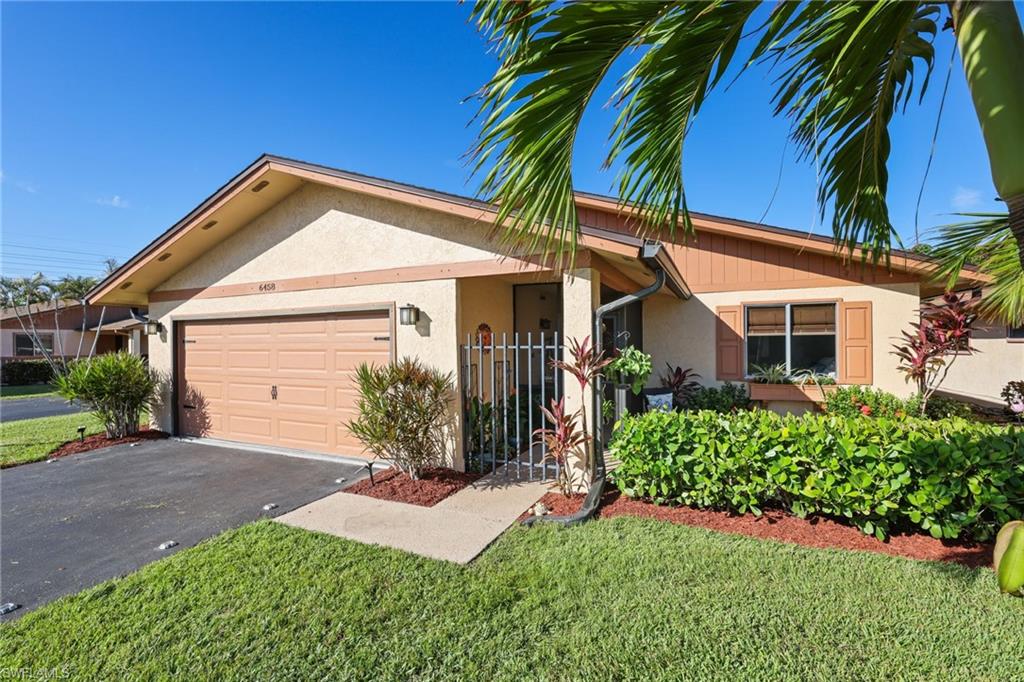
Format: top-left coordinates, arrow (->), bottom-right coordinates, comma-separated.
892,292 -> 978,416
749,362 -> 791,384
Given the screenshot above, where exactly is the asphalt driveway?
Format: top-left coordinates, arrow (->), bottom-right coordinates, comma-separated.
0,396 -> 86,422
0,440 -> 370,618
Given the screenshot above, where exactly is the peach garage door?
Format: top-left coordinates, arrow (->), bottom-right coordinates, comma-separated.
176,310 -> 392,457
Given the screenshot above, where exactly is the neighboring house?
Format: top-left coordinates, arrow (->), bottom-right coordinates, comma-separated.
86,155 -> 984,468
0,301 -> 148,362
927,289 -> 1024,407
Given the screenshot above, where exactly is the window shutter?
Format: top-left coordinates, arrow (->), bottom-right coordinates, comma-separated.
715,305 -> 744,380
838,301 -> 872,385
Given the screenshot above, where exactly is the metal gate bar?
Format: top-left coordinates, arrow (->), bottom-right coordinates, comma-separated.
461,332 -> 564,480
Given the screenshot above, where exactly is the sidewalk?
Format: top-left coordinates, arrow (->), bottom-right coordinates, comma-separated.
275,468 -> 551,564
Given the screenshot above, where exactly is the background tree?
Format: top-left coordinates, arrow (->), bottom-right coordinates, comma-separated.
471,1 -> 1024,324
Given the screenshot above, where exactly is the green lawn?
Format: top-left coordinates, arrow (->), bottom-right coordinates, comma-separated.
0,384 -> 57,400
0,412 -> 105,468
2,519 -> 1022,680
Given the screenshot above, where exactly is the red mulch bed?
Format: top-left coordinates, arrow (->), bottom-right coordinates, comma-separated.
344,467 -> 482,507
48,428 -> 169,460
525,489 -> 994,569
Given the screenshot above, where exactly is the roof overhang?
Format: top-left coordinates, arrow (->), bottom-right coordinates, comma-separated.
87,154 -> 982,305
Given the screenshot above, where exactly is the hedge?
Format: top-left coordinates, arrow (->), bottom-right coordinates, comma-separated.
610,410 -> 1024,541
1,359 -> 58,386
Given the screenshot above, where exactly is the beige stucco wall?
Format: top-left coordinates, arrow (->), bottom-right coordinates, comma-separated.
157,182 -> 507,292
643,282 -> 921,397
939,321 -> 1023,405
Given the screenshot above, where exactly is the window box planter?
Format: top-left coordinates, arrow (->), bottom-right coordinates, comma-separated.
748,382 -> 838,404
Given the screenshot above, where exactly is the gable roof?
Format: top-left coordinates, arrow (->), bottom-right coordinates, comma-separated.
87,154 -> 986,305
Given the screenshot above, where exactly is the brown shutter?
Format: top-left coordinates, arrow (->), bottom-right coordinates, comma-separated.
838,301 -> 872,385
715,305 -> 744,380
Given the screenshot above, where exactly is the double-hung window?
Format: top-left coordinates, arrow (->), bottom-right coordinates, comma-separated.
745,303 -> 837,377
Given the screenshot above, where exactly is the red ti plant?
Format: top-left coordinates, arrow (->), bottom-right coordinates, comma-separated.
892,292 -> 978,415
660,364 -> 702,409
547,335 -> 612,484
534,397 -> 591,496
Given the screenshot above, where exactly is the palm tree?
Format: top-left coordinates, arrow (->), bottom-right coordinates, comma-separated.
54,275 -> 99,301
470,1 -> 1024,324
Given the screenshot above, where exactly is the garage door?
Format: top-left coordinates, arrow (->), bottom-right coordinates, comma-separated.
176,310 -> 392,457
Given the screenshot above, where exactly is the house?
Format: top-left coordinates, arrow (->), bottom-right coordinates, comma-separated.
0,300 -> 148,363
85,155 -> 984,471
927,288 -> 1024,408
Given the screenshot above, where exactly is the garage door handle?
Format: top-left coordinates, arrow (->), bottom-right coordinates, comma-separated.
271,385 -> 278,400
374,336 -> 390,341
182,404 -> 196,410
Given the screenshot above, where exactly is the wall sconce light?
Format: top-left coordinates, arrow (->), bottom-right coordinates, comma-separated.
144,319 -> 163,336
399,304 -> 420,326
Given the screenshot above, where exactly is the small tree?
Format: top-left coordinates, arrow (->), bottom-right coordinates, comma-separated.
892,293 -> 978,415
534,397 -> 590,496
347,358 -> 454,480
55,352 -> 158,438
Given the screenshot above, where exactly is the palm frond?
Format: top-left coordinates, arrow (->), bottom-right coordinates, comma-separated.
471,1 -> 683,267
759,1 -> 938,263
928,213 -> 1024,326
608,2 -> 761,240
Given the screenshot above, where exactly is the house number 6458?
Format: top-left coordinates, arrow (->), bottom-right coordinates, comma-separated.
258,282 -> 277,292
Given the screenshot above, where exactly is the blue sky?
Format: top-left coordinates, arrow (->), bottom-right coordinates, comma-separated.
1,1 -> 1013,280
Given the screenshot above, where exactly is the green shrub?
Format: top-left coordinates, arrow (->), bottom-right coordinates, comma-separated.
687,382 -> 751,413
1,359 -> 59,385
823,386 -> 909,419
610,410 -> 1024,541
55,352 -> 158,438
347,358 -> 454,479
824,386 -> 974,420
907,394 -> 974,420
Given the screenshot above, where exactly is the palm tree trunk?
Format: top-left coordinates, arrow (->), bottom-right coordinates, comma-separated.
953,1 -> 1024,265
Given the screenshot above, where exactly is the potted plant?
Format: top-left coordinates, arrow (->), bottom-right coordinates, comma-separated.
747,363 -> 838,404
606,345 -> 653,418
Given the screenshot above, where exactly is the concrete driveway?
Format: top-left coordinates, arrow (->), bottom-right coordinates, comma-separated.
0,396 -> 86,422
0,440 -> 370,619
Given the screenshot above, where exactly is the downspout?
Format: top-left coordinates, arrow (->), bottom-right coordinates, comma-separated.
524,242 -> 673,527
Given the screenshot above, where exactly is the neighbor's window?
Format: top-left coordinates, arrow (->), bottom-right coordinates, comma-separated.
745,303 -> 837,376
14,333 -> 54,357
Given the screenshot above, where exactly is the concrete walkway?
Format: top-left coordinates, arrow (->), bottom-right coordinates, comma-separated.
276,468 -> 551,564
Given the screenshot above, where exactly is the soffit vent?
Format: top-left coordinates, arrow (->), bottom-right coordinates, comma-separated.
120,282 -> 133,290
201,220 -> 218,230
251,180 -> 269,193
157,253 -> 172,262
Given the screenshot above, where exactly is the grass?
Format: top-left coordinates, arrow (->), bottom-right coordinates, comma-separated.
0,384 -> 57,400
2,519 -> 1022,680
0,412 -> 105,468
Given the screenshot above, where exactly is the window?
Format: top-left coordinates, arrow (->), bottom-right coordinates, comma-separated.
745,303 -> 837,377
14,333 -> 54,357
1009,326 -> 1024,342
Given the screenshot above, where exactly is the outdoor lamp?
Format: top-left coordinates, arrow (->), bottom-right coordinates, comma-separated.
399,304 -> 420,326
144,319 -> 162,336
